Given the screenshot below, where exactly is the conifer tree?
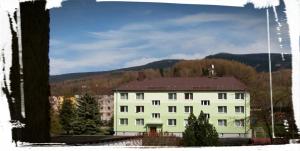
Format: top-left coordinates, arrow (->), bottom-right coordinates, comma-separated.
183,112 -> 197,146
183,111 -> 219,146
107,115 -> 114,135
73,94 -> 101,135
59,99 -> 76,135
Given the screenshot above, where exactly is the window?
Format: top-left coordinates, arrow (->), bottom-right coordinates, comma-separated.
168,106 -> 177,113
218,119 -> 227,126
107,107 -> 111,110
235,106 -> 245,113
184,106 -> 193,113
168,93 -> 177,100
201,100 -> 210,106
185,93 -> 193,100
235,93 -> 245,99
136,106 -> 144,113
184,119 -> 188,126
218,106 -> 227,113
120,106 -> 128,112
120,93 -> 128,99
204,113 -> 210,119
107,113 -> 111,116
218,93 -> 227,99
120,118 -> 128,125
168,119 -> 176,126
152,100 -> 160,106
235,119 -> 245,127
136,93 -> 144,100
152,113 -> 160,119
136,119 -> 144,126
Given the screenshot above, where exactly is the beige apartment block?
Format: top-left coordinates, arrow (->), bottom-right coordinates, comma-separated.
49,96 -> 64,112
95,95 -> 114,121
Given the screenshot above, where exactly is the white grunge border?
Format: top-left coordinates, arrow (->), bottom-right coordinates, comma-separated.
0,0 -> 299,150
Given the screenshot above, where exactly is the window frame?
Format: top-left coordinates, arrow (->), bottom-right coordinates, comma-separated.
136,92 -> 144,100
235,106 -> 245,113
120,118 -> 128,125
235,92 -> 245,99
184,119 -> 188,127
168,106 -> 177,113
152,113 -> 160,119
136,118 -> 144,126
201,100 -> 210,106
168,119 -> 177,126
218,93 -> 227,99
120,105 -> 128,112
152,100 -> 160,106
184,106 -> 193,113
168,93 -> 177,100
184,93 -> 193,100
218,119 -> 227,126
120,93 -> 128,100
204,113 -> 210,119
218,106 -> 227,113
136,106 -> 144,113
235,119 -> 245,127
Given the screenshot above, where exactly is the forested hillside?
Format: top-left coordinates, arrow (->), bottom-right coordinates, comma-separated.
50,53 -> 291,83
205,53 -> 291,72
50,59 -> 257,96
50,59 -> 180,82
50,58 -> 297,138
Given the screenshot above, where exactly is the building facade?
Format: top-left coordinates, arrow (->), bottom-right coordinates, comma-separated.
49,96 -> 77,112
95,95 -> 114,121
114,77 -> 251,138
49,96 -> 64,112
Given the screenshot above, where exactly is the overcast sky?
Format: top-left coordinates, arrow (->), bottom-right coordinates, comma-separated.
50,0 -> 291,75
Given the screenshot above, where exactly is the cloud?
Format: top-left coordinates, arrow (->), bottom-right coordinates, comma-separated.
167,13 -> 266,29
50,12 -> 287,74
50,50 -> 136,74
123,53 -> 207,68
169,13 -> 244,25
124,57 -> 161,67
50,39 -> 63,46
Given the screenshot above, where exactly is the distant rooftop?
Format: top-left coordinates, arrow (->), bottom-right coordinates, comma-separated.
116,77 -> 247,91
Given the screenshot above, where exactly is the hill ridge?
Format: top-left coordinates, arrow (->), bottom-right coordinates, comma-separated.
50,53 -> 291,83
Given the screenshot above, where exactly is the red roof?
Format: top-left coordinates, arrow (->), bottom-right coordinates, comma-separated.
116,77 -> 247,91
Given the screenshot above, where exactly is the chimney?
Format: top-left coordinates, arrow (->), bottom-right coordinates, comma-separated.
137,71 -> 146,81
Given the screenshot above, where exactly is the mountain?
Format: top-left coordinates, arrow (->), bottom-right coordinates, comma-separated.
50,53 -> 292,83
205,53 -> 291,72
50,59 -> 181,83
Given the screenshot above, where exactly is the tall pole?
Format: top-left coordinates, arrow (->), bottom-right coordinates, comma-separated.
115,89 -> 118,136
266,9 -> 275,139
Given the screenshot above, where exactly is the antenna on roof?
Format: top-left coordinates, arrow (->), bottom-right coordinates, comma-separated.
208,64 -> 216,78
